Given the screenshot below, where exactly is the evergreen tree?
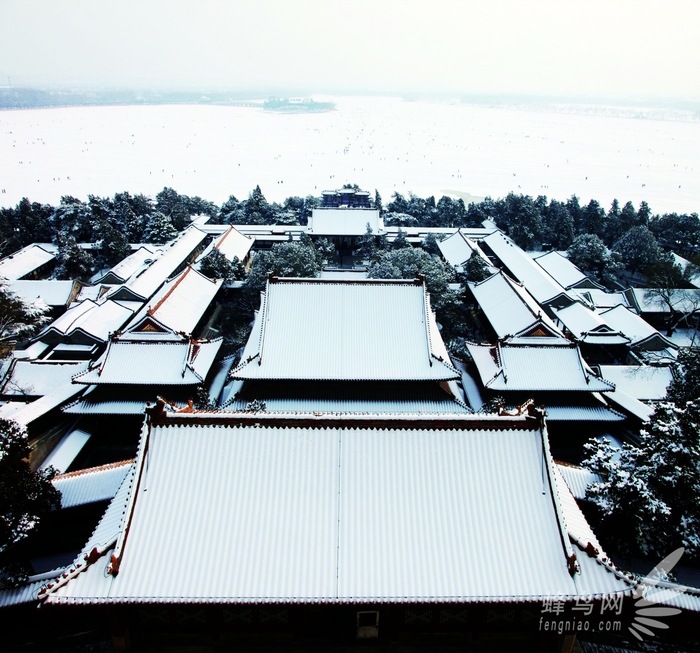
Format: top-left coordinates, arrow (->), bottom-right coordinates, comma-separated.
0,281 -> 49,349
583,348 -> 700,558
143,212 -> 178,244
54,236 -> 94,281
612,225 -> 660,274
199,249 -> 244,283
0,418 -> 61,584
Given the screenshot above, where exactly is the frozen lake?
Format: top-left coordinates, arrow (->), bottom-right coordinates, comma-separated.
1,96 -> 699,214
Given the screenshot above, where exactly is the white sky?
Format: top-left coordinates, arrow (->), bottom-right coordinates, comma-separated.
1,0 -> 699,97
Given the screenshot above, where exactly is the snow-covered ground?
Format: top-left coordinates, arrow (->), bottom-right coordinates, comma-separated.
1,96 -> 699,213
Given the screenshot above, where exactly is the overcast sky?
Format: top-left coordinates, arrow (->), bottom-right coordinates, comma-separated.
1,0 -> 698,98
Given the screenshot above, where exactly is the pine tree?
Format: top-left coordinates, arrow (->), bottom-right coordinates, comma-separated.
583,348 -> 700,558
0,418 -> 61,584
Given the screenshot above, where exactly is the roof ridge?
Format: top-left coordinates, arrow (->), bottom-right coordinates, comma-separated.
147,266 -> 192,316
54,458 -> 135,479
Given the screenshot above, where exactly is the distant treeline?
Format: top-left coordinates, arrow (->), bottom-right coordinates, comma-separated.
1,184 -> 698,278
0,87 -> 266,110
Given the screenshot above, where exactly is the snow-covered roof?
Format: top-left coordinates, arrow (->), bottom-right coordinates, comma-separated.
232,278 -> 460,382
556,463 -> 603,501
552,302 -> 631,345
196,225 -> 253,264
96,245 -> 160,285
121,266 -> 222,338
62,385 -> 194,415
6,280 -> 78,308
437,230 -> 493,269
38,299 -> 136,346
43,417 -> 632,605
603,386 -> 656,422
52,459 -> 134,509
4,382 -> 86,426
468,271 -> 567,342
309,208 -> 381,236
597,365 -> 673,401
466,342 -> 614,392
223,380 -> 470,415
599,305 -> 677,350
672,252 -> 700,289
533,251 -> 600,290
1,360 -> 88,397
0,244 -> 57,280
107,226 -> 207,302
572,289 -> 631,312
73,338 -> 222,386
39,428 -> 91,474
482,232 -> 575,307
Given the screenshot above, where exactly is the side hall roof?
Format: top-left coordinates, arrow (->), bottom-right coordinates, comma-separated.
196,225 -> 253,264
599,305 -> 678,350
6,279 -> 79,309
466,342 -> 615,392
96,246 -> 161,285
231,278 -> 460,382
121,266 -> 222,338
42,413 -> 633,605
552,302 -> 631,345
37,299 -> 136,346
73,338 -> 222,386
533,251 -> 602,291
0,243 -> 57,280
106,226 -> 207,303
482,231 -> 575,307
468,271 -> 566,342
437,229 -> 494,269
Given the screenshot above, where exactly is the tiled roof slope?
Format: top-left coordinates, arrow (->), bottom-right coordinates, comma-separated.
232,278 -> 460,382
122,266 -> 222,337
43,418 -> 632,605
466,342 -> 614,392
73,338 -> 222,385
468,271 -> 566,342
483,231 -> 574,307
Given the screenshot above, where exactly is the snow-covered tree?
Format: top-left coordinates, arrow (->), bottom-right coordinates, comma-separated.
368,246 -> 455,310
245,240 -> 321,291
199,249 -> 244,283
0,281 -> 49,351
583,348 -> 700,558
54,236 -> 94,281
0,418 -> 61,584
612,225 -> 660,274
567,234 -> 621,285
143,211 -> 178,244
